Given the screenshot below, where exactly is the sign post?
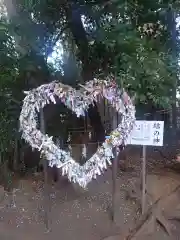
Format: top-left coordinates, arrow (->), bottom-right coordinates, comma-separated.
142,145 -> 146,214
127,121 -> 164,214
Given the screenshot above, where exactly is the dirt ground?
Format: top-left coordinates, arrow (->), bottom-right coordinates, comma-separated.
0,147 -> 180,240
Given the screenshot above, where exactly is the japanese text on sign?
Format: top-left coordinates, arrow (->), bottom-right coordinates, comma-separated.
127,121 -> 164,146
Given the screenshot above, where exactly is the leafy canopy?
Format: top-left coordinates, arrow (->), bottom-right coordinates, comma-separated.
0,0 -> 179,152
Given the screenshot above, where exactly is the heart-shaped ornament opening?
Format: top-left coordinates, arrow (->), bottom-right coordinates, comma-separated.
19,79 -> 135,188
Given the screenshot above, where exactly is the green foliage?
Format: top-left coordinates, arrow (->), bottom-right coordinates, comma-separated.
0,0 -> 179,153
102,21 -> 174,107
92,0 -> 177,107
0,20 -> 19,151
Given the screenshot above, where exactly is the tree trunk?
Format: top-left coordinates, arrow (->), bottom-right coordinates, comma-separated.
66,3 -> 105,143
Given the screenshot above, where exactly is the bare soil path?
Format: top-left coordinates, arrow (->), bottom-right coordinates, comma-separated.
0,149 -> 180,240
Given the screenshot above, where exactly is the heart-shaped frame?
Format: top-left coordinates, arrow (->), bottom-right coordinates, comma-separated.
19,78 -> 135,188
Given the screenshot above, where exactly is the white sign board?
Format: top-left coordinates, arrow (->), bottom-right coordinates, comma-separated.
127,121 -> 164,146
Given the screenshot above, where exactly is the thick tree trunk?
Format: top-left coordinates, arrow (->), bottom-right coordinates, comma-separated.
66,3 -> 105,143
88,104 -> 105,143
82,64 -> 105,143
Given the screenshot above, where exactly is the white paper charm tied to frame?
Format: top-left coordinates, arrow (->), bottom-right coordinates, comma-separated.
19,79 -> 136,188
